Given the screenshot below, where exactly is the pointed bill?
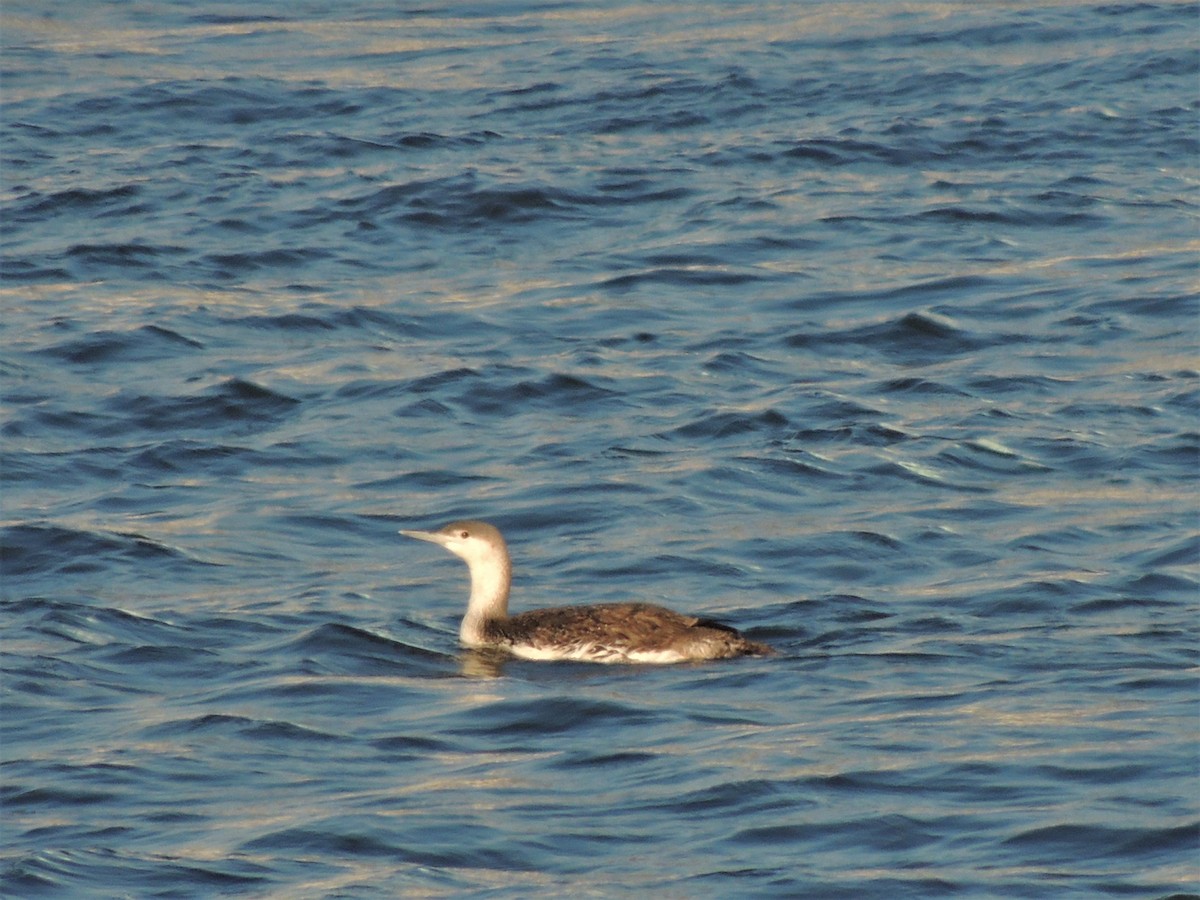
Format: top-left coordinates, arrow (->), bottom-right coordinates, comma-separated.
399,528 -> 452,546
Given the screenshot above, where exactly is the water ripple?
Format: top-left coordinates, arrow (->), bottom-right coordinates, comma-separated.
3,2 -> 1196,897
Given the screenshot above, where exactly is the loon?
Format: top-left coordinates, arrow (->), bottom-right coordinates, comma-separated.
400,520 -> 772,664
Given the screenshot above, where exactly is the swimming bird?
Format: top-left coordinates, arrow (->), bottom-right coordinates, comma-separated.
400,520 -> 772,664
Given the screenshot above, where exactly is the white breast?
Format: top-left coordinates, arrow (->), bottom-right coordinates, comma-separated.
507,642 -> 689,665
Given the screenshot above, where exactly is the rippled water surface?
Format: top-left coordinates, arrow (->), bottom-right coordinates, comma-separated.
3,2 -> 1198,896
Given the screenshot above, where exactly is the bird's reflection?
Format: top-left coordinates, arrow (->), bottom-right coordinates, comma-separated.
458,646 -> 512,678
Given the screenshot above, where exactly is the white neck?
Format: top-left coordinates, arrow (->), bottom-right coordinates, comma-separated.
459,547 -> 511,646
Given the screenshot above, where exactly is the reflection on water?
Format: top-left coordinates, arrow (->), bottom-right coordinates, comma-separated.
459,648 -> 516,679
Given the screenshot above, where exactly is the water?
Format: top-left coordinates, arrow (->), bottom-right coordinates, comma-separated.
2,1 -> 1198,896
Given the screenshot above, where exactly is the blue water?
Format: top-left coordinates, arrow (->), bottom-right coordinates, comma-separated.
3,2 -> 1198,896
